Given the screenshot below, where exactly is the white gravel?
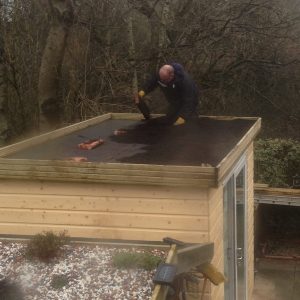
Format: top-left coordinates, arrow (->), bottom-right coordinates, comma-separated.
0,241 -> 166,300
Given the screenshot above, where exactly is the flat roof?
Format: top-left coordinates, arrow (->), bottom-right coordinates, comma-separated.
0,113 -> 261,187
6,117 -> 256,167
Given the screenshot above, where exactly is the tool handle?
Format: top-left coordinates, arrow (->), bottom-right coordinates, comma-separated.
136,100 -> 150,120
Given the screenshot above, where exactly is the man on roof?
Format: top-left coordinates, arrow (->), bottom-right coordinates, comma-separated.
135,63 -> 199,125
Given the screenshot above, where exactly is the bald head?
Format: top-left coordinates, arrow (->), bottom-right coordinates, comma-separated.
159,65 -> 175,84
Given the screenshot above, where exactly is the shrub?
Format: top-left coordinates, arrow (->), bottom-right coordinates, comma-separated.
254,138 -> 300,188
112,251 -> 162,271
25,231 -> 69,262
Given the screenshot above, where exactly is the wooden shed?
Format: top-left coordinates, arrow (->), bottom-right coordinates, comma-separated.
0,113 -> 261,300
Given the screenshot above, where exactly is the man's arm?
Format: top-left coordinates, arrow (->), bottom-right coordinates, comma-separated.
176,76 -> 199,122
139,74 -> 159,95
134,74 -> 158,120
135,74 -> 158,103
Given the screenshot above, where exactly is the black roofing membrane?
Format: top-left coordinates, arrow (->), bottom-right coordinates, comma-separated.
6,117 -> 255,167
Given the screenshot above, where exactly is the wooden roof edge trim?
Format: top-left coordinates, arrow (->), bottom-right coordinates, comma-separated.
0,158 -> 215,174
0,173 -> 216,188
113,113 -> 261,122
0,113 -> 112,157
0,170 -> 215,183
0,165 -> 216,180
198,115 -> 260,121
111,113 -> 164,120
216,117 -> 261,184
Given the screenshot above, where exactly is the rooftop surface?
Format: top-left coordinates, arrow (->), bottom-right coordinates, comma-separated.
6,116 -> 256,167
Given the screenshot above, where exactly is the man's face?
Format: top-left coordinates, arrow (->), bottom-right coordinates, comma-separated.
159,65 -> 175,84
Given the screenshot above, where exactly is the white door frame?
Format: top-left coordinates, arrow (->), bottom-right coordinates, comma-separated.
223,154 -> 248,300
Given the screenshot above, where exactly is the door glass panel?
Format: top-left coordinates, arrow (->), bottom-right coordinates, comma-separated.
223,176 -> 235,300
236,167 -> 246,300
223,164 -> 247,300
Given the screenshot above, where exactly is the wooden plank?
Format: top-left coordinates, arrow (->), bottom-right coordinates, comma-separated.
209,209 -> 223,241
0,157 -> 216,188
111,113 -> 146,120
254,185 -> 300,197
0,224 -> 209,243
211,285 -> 224,300
0,208 -> 209,231
0,160 -> 216,180
0,170 -> 215,187
0,179 -> 208,200
0,113 -> 111,157
0,195 -> 209,216
0,158 -> 215,174
198,115 -> 258,121
151,244 -> 177,300
111,113 -> 163,120
216,118 -> 261,183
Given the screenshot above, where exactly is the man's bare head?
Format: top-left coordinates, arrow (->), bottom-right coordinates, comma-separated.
159,65 -> 175,84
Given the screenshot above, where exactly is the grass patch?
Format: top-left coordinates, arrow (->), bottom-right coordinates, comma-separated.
51,274 -> 69,289
112,251 -> 162,271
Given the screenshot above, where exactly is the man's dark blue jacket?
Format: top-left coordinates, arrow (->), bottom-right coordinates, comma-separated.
141,63 -> 199,123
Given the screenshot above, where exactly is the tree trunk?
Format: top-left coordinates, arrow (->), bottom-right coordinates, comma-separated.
0,36 -> 8,146
128,0 -> 171,72
156,0 -> 171,68
126,5 -> 138,96
38,0 -> 74,131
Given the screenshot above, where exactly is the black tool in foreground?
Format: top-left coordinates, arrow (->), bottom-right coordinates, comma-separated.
136,99 -> 151,120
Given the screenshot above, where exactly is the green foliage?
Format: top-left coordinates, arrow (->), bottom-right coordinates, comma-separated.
25,231 -> 69,262
112,251 -> 162,271
254,139 -> 300,188
50,274 -> 69,290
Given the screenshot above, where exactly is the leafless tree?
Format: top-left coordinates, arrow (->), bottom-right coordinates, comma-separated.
38,0 -> 75,131
0,0 -> 298,139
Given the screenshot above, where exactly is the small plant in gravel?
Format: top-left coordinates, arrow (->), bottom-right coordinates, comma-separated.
0,277 -> 24,300
25,231 -> 69,262
112,252 -> 162,271
50,274 -> 69,289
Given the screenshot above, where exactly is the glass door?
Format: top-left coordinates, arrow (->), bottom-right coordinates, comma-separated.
236,168 -> 246,300
223,161 -> 247,300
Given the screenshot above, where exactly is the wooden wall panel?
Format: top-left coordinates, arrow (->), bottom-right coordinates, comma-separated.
0,209 -> 209,231
0,179 -> 209,243
208,186 -> 225,300
185,186 -> 224,300
0,195 -> 208,215
0,179 -> 208,199
0,141 -> 256,299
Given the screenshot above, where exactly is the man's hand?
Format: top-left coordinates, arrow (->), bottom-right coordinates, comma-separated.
174,116 -> 185,126
138,90 -> 145,98
134,90 -> 145,104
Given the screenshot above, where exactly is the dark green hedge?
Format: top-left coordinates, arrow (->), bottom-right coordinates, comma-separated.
254,139 -> 300,188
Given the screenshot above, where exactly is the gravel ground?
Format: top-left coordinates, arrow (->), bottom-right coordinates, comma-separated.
0,241 -> 166,300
